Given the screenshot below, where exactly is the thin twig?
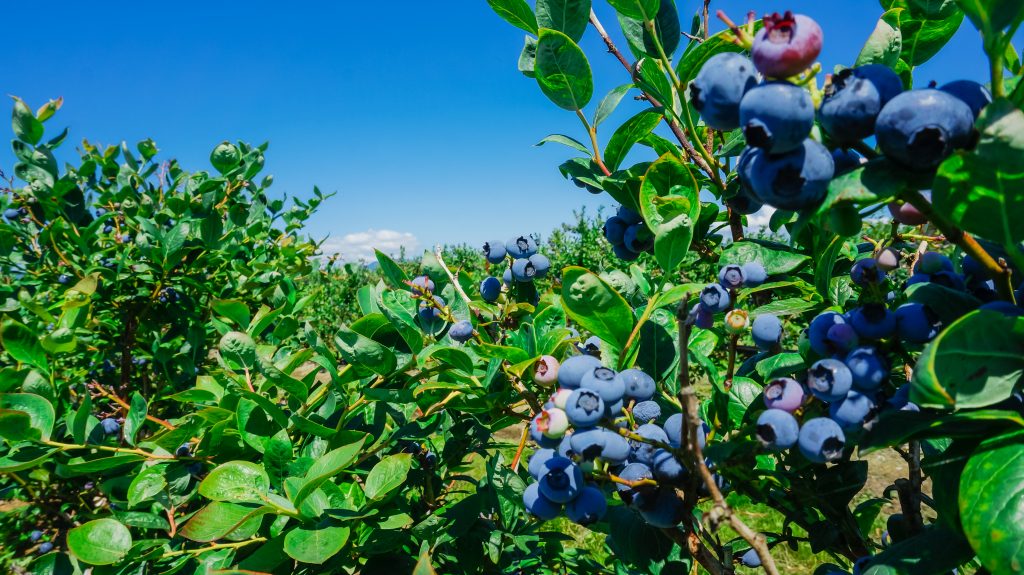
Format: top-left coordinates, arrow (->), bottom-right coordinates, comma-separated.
434,245 -> 472,306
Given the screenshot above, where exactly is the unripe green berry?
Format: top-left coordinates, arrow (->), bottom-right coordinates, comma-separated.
724,309 -> 750,334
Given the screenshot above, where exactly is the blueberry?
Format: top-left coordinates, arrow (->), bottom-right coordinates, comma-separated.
604,216 -> 628,245
807,311 -> 848,356
847,304 -> 896,340
832,148 -> 865,176
100,417 -> 121,435
187,462 -> 204,475
651,448 -> 687,484
763,377 -> 805,412
528,449 -> 556,479
980,301 -> 1024,317
740,548 -> 762,568
690,52 -> 759,130
449,320 -> 474,343
751,139 -> 834,210
731,148 -> 765,217
565,389 -> 606,427
505,235 -> 538,259
914,252 -> 954,275
534,355 -> 560,387
617,206 -> 643,225
417,295 -> 445,324
819,65 -> 901,144
556,433 -> 574,459
29,530 -> 43,542
482,240 -> 507,264
694,306 -> 714,329
718,264 -> 745,289
57,274 -> 71,284
741,261 -> 768,287
756,408 -> 800,450
888,199 -> 928,225
523,482 -> 561,520
740,82 -> 815,154
502,268 -> 513,286
932,270 -> 968,291
895,303 -> 940,343
528,253 -> 551,278
596,429 -> 631,464
38,542 -> 54,554
876,89 -> 975,171
851,258 -> 886,287
829,390 -> 877,431
612,243 -> 640,261
630,423 -> 669,465
939,79 -> 991,119
410,275 -> 435,294
580,336 -> 602,357
623,224 -> 653,254
103,224 -> 114,234
664,414 -> 707,450
632,400 -> 661,423
479,276 -> 501,302
4,208 -> 20,220
961,253 -> 986,283
751,313 -> 782,350
566,484 -> 607,525
751,12 -> 823,78
558,355 -> 603,389
175,443 -> 191,457
616,462 -> 655,504
699,283 -> 731,313
807,359 -> 854,402
636,487 -> 686,527
798,417 -> 846,463
617,369 -> 656,401
728,184 -> 765,216
844,347 -> 889,391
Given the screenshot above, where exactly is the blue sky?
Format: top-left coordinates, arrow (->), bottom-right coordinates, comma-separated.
0,1 -> 1006,260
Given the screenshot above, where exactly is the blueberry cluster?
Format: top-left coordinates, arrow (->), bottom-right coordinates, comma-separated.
692,262 -> 768,328
477,236 -> 551,302
522,354 -> 710,528
158,286 -> 180,303
3,206 -> 28,222
603,206 -> 653,261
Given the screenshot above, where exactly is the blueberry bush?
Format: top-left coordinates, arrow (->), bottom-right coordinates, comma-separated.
1,0 -> 1022,573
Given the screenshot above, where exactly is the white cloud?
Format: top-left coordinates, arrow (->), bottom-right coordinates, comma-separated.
746,206 -> 777,230
319,229 -> 419,262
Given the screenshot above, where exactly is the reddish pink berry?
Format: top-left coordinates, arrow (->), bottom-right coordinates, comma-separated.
752,12 -> 823,78
887,200 -> 927,225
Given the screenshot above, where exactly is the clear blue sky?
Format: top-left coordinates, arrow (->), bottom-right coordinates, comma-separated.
0,1 -> 1005,260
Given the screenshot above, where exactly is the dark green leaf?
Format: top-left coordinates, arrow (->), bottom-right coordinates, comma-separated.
534,28 -> 593,111
607,0 -> 659,21
605,110 -> 662,171
0,393 -> 54,441
535,134 -> 591,155
364,453 -> 413,501
721,240 -> 810,275
334,326 -> 397,376
0,320 -> 48,372
123,392 -> 147,446
561,267 -> 635,350
11,96 -> 43,145
67,519 -> 132,565
179,502 -> 271,543
536,0 -> 591,41
594,84 -> 634,127
283,524 -> 350,564
289,437 -> 366,507
959,435 -> 1024,573
486,0 -> 538,34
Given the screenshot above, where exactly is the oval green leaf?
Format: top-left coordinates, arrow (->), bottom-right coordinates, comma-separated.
364,453 -> 413,501
561,267 -> 635,350
283,524 -> 350,564
199,460 -> 270,502
959,437 -> 1024,573
67,518 -> 132,565
534,28 -> 593,111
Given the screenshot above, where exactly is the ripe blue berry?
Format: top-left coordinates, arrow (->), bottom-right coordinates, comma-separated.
651,448 -> 688,484
537,456 -> 583,503
3,208 -> 20,220
523,482 -> 561,520
596,429 -> 631,464
565,389 -> 606,427
844,347 -> 889,391
851,258 -> 886,286
894,303 -> 940,343
876,247 -> 901,272
479,276 -> 501,302
617,206 -> 643,225
819,65 -> 901,143
747,139 -> 834,210
604,216 -> 627,245
57,274 -> 71,284
876,89 -> 975,171
741,261 -> 768,287
410,275 -> 434,294
30,530 -> 43,542
623,224 -> 652,254
718,264 -> 745,289
617,369 -> 656,401
38,542 -> 54,554
558,355 -> 603,389
699,283 -> 731,313
528,448 -> 556,479
417,295 -> 445,324
751,313 -> 782,350
807,359 -> 854,402
176,443 -> 192,457
502,268 -> 513,285
740,548 -> 762,568
694,306 -> 714,329
449,320 -> 474,343
581,366 -> 624,404
637,487 -> 686,527
482,240 -> 507,264
914,252 -> 954,275
630,423 -> 669,465
612,243 -> 640,261
980,301 -> 1024,317
100,417 -> 120,435
664,414 -> 707,450
808,311 -> 849,356
690,52 -> 759,130
528,253 -> 551,278
616,462 -> 654,504
511,258 -> 535,281
832,148 -> 865,176
740,82 -> 815,154
751,12 -> 823,78
728,183 -> 764,215
939,80 -> 991,119
798,417 -> 846,463
829,390 -> 877,431
632,400 -> 661,423
566,484 -> 607,525
505,235 -> 537,259
763,377 -> 805,412
756,408 -> 800,450
847,304 -> 897,340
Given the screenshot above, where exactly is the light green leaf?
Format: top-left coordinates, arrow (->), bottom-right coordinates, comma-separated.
67,519 -> 132,565
364,453 -> 413,501
283,524 -> 350,564
561,267 -> 635,350
535,28 -> 593,111
199,460 -> 270,502
536,0 -> 591,41
486,0 -> 538,34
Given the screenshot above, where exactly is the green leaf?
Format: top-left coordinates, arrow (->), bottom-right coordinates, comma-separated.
374,249 -> 409,291
956,0 -> 1024,32
486,0 -> 538,34
413,545 -> 440,575
675,26 -> 753,87
0,410 -> 37,442
263,428 -> 293,490
933,99 -> 1024,245
893,1 -> 964,66
11,96 -> 43,145
519,35 -> 538,78
860,526 -> 974,574
284,523 -> 350,564
334,326 -> 397,376
179,501 -> 271,542
67,519 -> 132,565
959,435 -> 1024,573
618,0 -> 680,59
639,153 -> 700,272
561,267 -> 635,350
861,409 -> 1024,454
856,9 -> 903,67
721,240 -> 810,275
364,453 -> 413,501
756,353 -> 805,381
911,310 -> 1024,409
594,84 -> 634,127
0,393 -> 54,441
123,392 -> 147,446
127,465 -> 167,508
536,0 -> 591,42
604,110 -> 662,171
607,0 -> 659,21
534,28 -> 593,111
0,445 -> 56,472
535,134 -> 591,155
750,297 -> 819,318
0,319 -> 48,372
817,158 -> 924,215
289,437 -> 366,507
814,235 -> 847,302
199,460 -> 270,502
212,299 -> 251,329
